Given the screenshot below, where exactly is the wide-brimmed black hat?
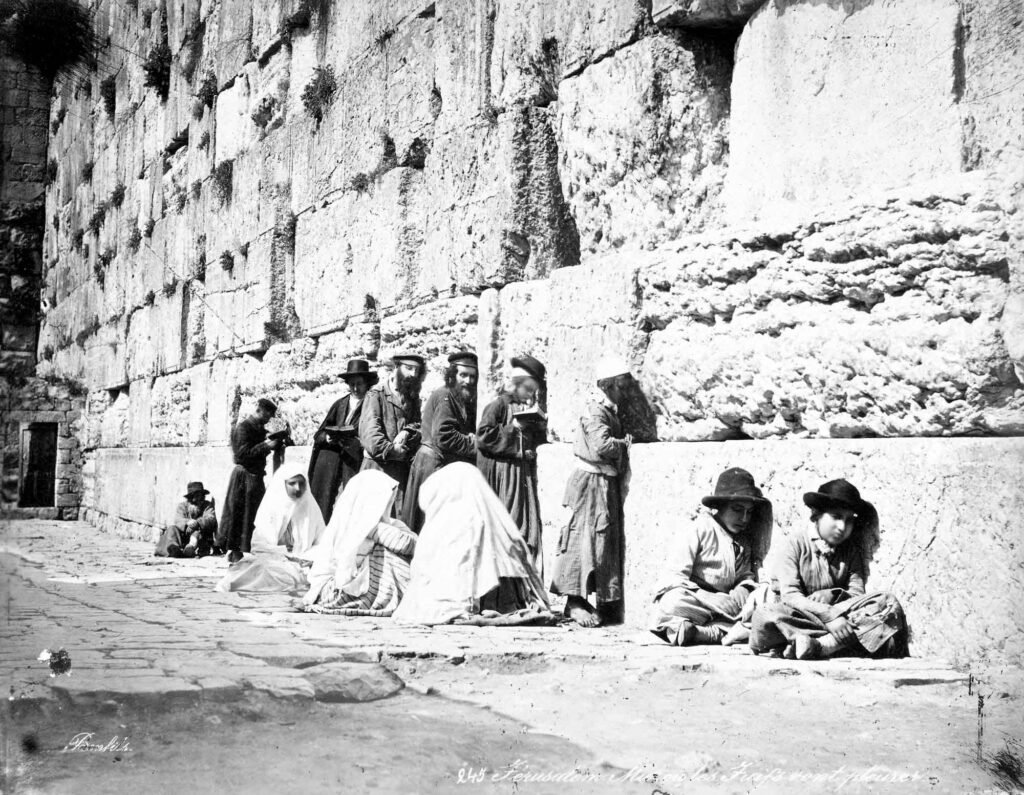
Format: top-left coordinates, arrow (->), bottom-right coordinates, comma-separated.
448,351 -> 478,369
339,358 -> 378,386
511,354 -> 546,384
702,468 -> 769,508
803,479 -> 869,515
184,481 -> 209,498
256,397 -> 278,415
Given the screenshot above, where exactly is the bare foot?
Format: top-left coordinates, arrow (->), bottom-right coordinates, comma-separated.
721,623 -> 750,647
795,636 -> 820,660
564,596 -> 601,628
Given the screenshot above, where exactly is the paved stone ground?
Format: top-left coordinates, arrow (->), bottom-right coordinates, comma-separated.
2,519 -> 1022,793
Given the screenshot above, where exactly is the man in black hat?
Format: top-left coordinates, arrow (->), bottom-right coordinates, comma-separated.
649,468 -> 773,646
154,481 -> 218,558
358,354 -> 425,517
308,359 -> 378,523
216,397 -> 283,563
477,354 -> 548,577
402,351 -> 479,533
750,479 -> 907,659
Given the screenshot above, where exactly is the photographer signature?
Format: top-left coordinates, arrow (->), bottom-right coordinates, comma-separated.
62,733 -> 132,753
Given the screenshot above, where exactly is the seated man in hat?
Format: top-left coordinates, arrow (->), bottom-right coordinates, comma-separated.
749,479 -> 907,660
308,359 -> 378,524
649,468 -> 772,646
359,354 -> 425,518
477,354 -> 548,579
216,397 -> 283,563
403,351 -> 478,533
154,481 -> 218,558
550,356 -> 633,628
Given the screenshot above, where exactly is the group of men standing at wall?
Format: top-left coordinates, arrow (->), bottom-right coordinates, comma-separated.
197,350 -> 636,627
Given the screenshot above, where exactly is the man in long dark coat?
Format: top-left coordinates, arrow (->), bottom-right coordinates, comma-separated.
550,357 -> 633,628
403,351 -> 479,533
308,359 -> 377,523
477,354 -> 547,577
216,397 -> 281,562
358,354 -> 424,518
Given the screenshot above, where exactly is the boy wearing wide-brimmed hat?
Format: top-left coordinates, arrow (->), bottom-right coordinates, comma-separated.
154,481 -> 218,558
308,359 -> 379,524
749,479 -> 908,660
649,468 -> 773,646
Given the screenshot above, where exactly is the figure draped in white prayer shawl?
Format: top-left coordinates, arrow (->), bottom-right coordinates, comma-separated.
393,463 -> 555,626
216,462 -> 325,593
302,470 -> 417,616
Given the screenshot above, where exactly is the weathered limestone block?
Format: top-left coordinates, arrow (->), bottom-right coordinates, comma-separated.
959,0 -> 1024,174
213,0 -> 254,83
206,354 -> 263,444
544,259 -> 649,440
420,108 -> 579,294
533,437 -> 1024,666
150,371 -> 193,447
293,168 -> 428,330
309,323 -> 381,383
379,295 -> 479,362
476,279 -> 551,399
652,0 -> 766,27
724,0 -> 963,225
99,388 -> 130,449
489,0 -> 650,111
638,178 -> 1022,440
187,361 -> 211,446
124,287 -> 186,381
557,32 -> 731,256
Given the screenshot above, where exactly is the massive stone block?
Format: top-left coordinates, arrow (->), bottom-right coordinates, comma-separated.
556,32 -> 731,256
724,0 -> 964,225
639,176 -> 1022,440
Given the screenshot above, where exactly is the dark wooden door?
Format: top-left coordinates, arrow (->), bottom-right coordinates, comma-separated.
19,423 -> 58,507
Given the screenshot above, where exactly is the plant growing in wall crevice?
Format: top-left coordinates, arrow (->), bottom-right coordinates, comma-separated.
126,226 -> 142,253
143,15 -> 172,102
301,66 -> 336,124
212,159 -> 234,205
219,250 -> 234,271
1,0 -> 95,81
86,204 -> 107,236
45,159 -> 58,185
109,182 -> 126,208
82,160 -> 93,182
100,74 -> 117,118
71,229 -> 84,251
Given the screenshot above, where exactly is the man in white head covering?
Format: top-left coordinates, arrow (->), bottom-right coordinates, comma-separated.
216,462 -> 326,593
549,356 -> 633,627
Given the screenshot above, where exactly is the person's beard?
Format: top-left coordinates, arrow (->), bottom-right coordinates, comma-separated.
395,370 -> 421,399
457,383 -> 476,409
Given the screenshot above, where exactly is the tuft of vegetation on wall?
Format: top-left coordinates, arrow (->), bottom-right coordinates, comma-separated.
109,182 -> 126,208
100,75 -> 117,118
1,0 -> 94,81
126,226 -> 142,253
212,159 -> 234,205
301,66 -> 337,124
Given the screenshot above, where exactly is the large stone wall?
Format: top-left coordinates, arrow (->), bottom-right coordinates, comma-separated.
24,0 -> 1024,664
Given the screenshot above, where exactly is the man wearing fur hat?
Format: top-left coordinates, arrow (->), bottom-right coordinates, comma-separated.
650,468 -> 773,646
402,351 -> 479,533
550,356 -> 633,627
